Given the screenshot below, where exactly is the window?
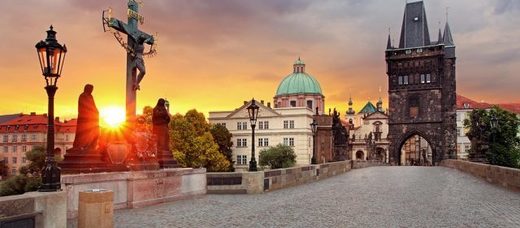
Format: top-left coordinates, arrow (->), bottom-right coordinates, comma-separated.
398,76 -> 403,85
65,134 -> 69,141
12,135 -> 17,142
290,100 -> 297,107
289,120 -> 295,129
12,157 -> 17,164
307,100 -> 313,109
237,122 -> 248,130
21,134 -> 26,142
237,155 -> 248,165
237,138 -> 247,148
263,121 -> 269,129
283,120 -> 289,129
3,146 -> 7,153
464,144 -> 470,151
258,138 -> 269,147
457,128 -> 461,137
22,157 -> 27,163
426,74 -> 431,83
11,169 -> 16,175
259,121 -> 263,130
283,138 -> 295,147
420,74 -> 425,84
12,146 -> 17,153
22,145 -> 27,152
409,95 -> 419,118
31,134 -> 36,141
3,157 -> 7,163
403,75 -> 409,85
2,135 -> 7,143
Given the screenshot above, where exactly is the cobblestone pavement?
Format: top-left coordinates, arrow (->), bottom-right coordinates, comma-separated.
115,167 -> 520,228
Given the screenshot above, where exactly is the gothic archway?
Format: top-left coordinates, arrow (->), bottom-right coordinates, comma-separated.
398,133 -> 434,166
355,150 -> 364,160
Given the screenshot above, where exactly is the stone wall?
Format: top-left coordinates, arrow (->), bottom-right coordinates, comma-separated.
352,160 -> 388,169
441,159 -> 520,192
0,191 -> 66,228
207,161 -> 356,194
62,168 -> 206,219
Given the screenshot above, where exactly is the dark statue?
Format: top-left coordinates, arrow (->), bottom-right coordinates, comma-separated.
152,98 -> 170,152
72,84 -> 99,151
332,108 -> 349,160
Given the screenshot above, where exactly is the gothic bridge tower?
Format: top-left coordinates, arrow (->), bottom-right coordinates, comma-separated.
386,1 -> 456,165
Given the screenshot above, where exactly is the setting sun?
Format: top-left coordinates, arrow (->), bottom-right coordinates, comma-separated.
100,106 -> 126,128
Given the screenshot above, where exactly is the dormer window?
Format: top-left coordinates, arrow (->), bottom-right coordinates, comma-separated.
463,103 -> 470,109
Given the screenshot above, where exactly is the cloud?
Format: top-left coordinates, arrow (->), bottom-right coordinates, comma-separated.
494,0 -> 520,14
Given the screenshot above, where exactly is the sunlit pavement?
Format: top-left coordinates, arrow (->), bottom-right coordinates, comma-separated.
115,166 -> 520,228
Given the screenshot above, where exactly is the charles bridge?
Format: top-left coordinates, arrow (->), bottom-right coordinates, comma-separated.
114,164 -> 520,228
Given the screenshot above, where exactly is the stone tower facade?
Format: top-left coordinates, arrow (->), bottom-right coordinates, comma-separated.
386,1 -> 457,165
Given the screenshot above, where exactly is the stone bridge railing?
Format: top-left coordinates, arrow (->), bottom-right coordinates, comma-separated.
441,159 -> 520,192
207,160 -> 388,194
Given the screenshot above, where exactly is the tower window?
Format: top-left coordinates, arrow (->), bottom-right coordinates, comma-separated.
403,75 -> 409,85
290,100 -> 297,107
307,100 -> 313,109
420,74 -> 425,84
409,95 -> 420,118
398,76 -> 403,85
426,74 -> 431,83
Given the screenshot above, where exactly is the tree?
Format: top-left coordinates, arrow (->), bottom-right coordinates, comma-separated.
0,146 -> 45,196
464,107 -> 520,168
210,124 -> 234,171
259,144 -> 297,169
169,110 -> 231,172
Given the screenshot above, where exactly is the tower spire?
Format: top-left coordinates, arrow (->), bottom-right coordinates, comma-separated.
387,28 -> 392,49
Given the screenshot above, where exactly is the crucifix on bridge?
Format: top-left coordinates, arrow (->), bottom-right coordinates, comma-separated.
103,0 -> 156,124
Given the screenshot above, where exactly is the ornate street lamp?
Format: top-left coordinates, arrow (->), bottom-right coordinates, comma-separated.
247,99 -> 259,171
490,112 -> 498,157
310,119 -> 318,164
35,25 -> 67,192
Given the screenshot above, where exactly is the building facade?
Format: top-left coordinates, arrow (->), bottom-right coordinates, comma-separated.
0,113 -> 76,176
209,102 -> 314,169
386,1 -> 457,165
346,99 -> 390,162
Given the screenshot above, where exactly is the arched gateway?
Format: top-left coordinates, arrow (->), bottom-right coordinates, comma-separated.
386,1 -> 457,165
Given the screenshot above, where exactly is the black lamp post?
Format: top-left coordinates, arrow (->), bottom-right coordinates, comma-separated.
35,25 -> 67,192
490,112 -> 498,156
310,119 -> 318,164
247,99 -> 259,171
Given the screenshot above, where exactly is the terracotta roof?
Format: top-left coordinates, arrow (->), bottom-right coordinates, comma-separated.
498,103 -> 520,115
456,95 -> 492,110
0,113 -> 76,133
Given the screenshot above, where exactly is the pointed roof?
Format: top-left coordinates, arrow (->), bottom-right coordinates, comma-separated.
399,1 -> 431,48
359,101 -> 377,114
437,28 -> 443,44
386,34 -> 392,49
443,22 -> 454,46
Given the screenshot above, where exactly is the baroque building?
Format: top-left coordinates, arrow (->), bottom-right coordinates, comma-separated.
0,113 -> 76,176
345,98 -> 389,162
386,1 -> 457,165
209,58 -> 328,169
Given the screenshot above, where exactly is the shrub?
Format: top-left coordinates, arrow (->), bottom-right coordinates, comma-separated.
259,144 -> 297,169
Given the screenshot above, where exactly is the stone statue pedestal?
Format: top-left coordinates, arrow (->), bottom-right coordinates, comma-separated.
60,148 -> 125,174
157,150 -> 178,169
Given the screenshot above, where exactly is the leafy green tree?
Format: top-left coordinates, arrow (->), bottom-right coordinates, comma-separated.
210,124 -> 234,171
0,146 -> 45,196
169,110 -> 231,172
464,107 -> 520,168
259,144 -> 297,169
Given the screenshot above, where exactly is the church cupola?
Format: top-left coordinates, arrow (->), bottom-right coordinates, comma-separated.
293,57 -> 305,73
346,96 -> 355,115
376,97 -> 383,112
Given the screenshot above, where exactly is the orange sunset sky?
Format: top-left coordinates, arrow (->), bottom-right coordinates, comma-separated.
0,0 -> 519,120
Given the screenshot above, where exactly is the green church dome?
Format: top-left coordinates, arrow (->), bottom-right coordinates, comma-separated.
275,58 -> 323,96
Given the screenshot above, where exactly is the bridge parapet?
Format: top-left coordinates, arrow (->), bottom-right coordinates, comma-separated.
441,159 -> 520,192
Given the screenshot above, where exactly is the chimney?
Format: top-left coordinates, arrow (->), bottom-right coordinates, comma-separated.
55,117 -> 60,122
30,112 -> 36,115
267,102 -> 271,108
261,100 -> 264,105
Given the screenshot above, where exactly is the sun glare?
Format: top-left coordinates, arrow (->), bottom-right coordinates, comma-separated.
100,106 -> 126,128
